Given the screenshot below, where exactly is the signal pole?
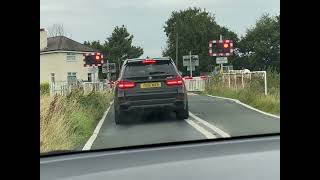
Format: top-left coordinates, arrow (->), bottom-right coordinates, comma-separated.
107,59 -> 110,81
219,35 -> 223,74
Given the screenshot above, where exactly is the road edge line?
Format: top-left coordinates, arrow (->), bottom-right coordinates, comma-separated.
206,95 -> 280,119
184,119 -> 216,139
82,100 -> 114,151
189,111 -> 231,138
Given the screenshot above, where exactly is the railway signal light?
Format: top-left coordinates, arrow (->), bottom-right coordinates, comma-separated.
83,53 -> 103,67
209,40 -> 234,56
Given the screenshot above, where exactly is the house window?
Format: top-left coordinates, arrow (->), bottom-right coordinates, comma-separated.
88,73 -> 92,82
66,53 -> 76,62
67,72 -> 77,84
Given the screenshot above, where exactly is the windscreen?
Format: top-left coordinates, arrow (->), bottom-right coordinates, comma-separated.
124,60 -> 176,77
40,0 -> 280,157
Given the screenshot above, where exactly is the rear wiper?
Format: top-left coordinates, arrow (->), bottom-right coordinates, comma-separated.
148,71 -> 170,75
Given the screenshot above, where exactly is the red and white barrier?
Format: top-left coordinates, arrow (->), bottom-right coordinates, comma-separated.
182,76 -> 206,92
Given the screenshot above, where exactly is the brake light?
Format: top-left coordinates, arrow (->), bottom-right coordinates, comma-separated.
143,59 -> 156,64
117,80 -> 135,89
166,76 -> 183,86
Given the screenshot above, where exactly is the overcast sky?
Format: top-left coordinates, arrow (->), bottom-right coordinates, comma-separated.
40,0 -> 279,57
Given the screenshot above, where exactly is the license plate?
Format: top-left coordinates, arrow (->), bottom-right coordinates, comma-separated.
140,82 -> 161,88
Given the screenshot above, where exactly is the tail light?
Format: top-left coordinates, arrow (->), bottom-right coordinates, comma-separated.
166,76 -> 183,86
200,76 -> 206,80
143,59 -> 156,64
117,80 -> 135,89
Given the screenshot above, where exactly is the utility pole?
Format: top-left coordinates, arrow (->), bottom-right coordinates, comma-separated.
118,58 -> 121,78
176,31 -> 179,69
189,51 -> 192,77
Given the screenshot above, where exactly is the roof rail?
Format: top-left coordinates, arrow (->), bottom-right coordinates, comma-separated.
124,57 -> 171,62
153,57 -> 171,60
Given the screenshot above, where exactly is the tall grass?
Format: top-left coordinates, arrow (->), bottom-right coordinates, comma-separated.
40,82 -> 49,95
40,91 -> 113,153
205,70 -> 280,115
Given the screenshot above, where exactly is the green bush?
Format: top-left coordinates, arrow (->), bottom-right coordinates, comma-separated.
40,82 -> 49,95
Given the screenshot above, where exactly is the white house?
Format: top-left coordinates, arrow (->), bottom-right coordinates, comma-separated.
40,28 -> 99,83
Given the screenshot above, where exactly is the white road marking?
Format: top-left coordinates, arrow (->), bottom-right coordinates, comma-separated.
82,100 -> 114,151
206,95 -> 280,118
184,119 -> 216,139
187,92 -> 198,96
189,111 -> 231,138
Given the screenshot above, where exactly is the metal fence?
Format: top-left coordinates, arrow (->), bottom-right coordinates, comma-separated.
49,81 -> 112,96
221,71 -> 267,95
49,81 -> 71,96
82,82 -> 112,95
183,77 -> 206,92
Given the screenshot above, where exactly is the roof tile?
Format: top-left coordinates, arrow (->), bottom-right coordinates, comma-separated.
40,36 -> 98,52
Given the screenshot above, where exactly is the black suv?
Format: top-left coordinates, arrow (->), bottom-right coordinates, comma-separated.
114,57 -> 189,124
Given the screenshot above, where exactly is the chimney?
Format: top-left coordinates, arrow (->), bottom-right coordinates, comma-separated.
40,28 -> 47,50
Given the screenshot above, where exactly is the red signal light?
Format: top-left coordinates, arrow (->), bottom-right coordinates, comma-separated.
95,55 -> 100,60
223,43 -> 229,48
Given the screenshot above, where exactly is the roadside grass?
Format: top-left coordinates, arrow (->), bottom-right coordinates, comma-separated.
205,71 -> 280,115
40,82 -> 49,95
40,91 -> 113,153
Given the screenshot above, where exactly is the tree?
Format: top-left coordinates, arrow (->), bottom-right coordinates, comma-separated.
84,25 -> 143,78
236,14 -> 280,71
47,23 -> 70,37
163,7 -> 239,76
84,40 -> 105,52
105,25 -> 143,68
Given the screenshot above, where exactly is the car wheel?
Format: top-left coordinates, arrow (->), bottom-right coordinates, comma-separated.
114,106 -> 125,124
176,103 -> 189,120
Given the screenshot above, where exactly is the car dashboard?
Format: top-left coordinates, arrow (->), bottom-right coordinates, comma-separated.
40,135 -> 280,180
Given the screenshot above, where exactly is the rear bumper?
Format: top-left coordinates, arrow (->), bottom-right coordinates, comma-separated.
118,98 -> 186,111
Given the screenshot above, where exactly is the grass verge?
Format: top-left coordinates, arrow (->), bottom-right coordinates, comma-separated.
205,71 -> 280,115
40,91 -> 113,153
40,82 -> 49,95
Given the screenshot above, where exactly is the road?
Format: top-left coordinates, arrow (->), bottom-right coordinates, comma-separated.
90,93 -> 280,150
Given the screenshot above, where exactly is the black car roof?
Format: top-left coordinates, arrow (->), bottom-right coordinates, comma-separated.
125,57 -> 172,63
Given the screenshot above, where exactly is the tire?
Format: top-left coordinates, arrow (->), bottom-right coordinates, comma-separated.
114,105 -> 125,124
176,103 -> 189,120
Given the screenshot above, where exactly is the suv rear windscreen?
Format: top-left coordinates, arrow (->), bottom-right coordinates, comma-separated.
123,60 -> 177,77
